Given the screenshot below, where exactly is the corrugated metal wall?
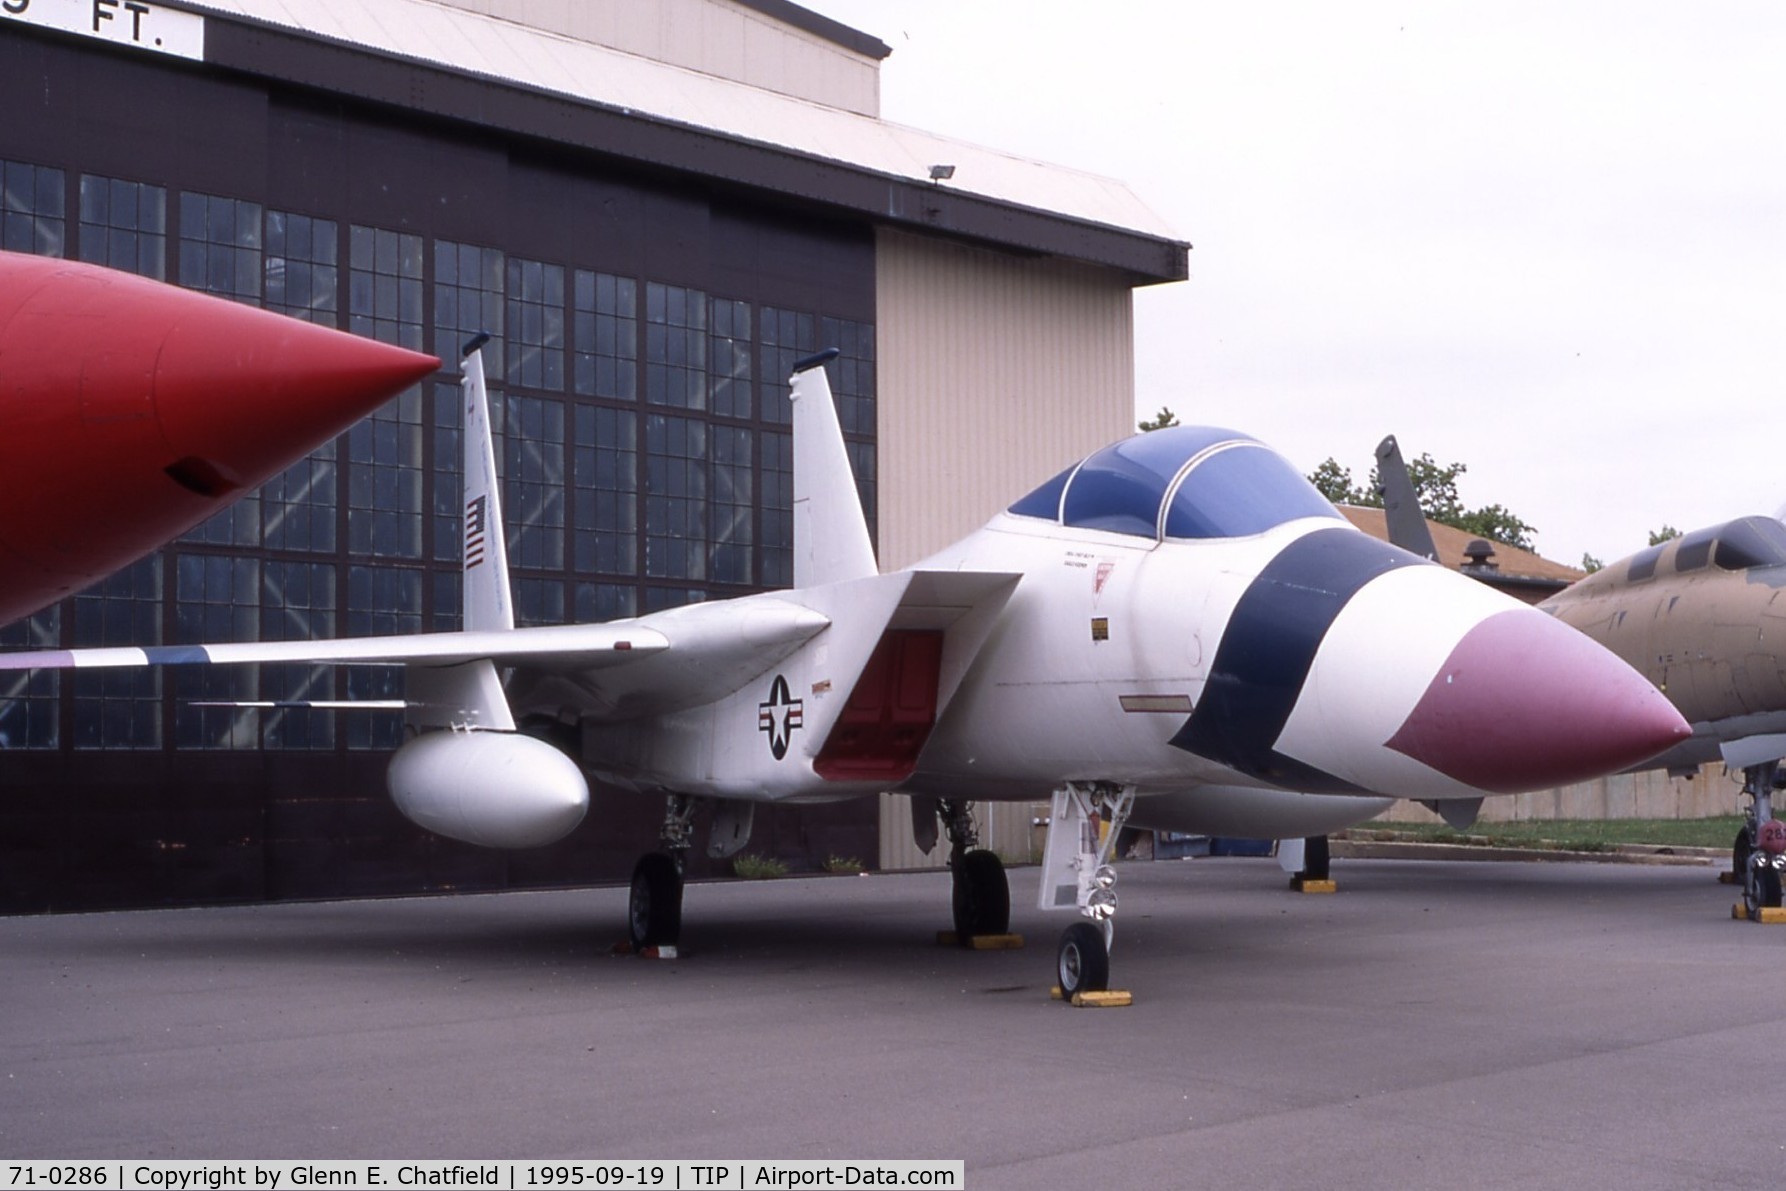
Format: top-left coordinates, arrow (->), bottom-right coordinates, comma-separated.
873,228 -> 1137,573
873,228 -> 1139,871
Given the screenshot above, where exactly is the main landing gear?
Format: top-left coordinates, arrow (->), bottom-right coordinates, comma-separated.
628,795 -> 698,954
1734,762 -> 1786,921
626,793 -> 764,954
1038,782 -> 1135,1003
940,799 -> 1010,940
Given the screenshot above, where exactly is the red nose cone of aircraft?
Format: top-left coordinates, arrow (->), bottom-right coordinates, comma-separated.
132,276 -> 439,489
0,252 -> 438,624
1385,609 -> 1690,794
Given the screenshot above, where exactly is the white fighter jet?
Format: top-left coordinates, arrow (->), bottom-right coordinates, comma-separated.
0,343 -> 1689,995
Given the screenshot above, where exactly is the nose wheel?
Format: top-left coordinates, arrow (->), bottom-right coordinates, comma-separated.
1736,762 -> 1786,921
1039,782 -> 1135,1004
1056,921 -> 1110,998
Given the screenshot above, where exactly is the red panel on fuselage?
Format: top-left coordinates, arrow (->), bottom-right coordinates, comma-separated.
813,630 -> 943,782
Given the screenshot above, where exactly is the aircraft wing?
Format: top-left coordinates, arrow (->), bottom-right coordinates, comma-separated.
0,594 -> 833,731
0,621 -> 668,674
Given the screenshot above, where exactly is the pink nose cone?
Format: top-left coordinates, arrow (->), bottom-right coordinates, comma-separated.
1385,609 -> 1690,794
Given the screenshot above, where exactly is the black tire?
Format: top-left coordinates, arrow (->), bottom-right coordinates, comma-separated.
629,852 -> 682,949
1301,835 -> 1331,882
1057,922 -> 1109,998
1760,865 -> 1783,911
951,849 -> 1010,939
1734,826 -> 1751,886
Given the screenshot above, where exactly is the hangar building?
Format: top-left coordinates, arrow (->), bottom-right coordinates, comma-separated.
0,0 -> 1187,911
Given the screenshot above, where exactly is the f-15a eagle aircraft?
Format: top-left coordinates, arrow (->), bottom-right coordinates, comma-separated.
0,345 -> 1689,995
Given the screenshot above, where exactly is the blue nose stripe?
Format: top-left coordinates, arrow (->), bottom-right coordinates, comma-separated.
1170,527 -> 1422,790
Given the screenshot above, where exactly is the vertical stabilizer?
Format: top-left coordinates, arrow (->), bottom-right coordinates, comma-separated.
1375,434 -> 1439,563
461,338 -> 515,632
790,349 -> 877,588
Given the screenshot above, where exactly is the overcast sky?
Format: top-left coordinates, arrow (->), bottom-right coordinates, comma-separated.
811,1 -> 1786,567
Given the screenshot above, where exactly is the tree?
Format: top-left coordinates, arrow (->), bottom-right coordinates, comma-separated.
1580,552 -> 1604,574
1648,525 -> 1681,546
1308,457 -> 1369,505
1306,452 -> 1538,550
1137,406 -> 1180,433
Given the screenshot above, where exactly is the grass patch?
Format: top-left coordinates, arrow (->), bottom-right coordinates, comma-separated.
731,853 -> 789,879
822,854 -> 865,875
1352,816 -> 1742,852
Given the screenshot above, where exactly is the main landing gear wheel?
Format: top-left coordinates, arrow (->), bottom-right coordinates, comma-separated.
629,852 -> 683,950
1734,826 -> 1752,888
1057,921 -> 1109,999
952,849 -> 1010,939
1746,865 -> 1783,917
1301,835 -> 1331,882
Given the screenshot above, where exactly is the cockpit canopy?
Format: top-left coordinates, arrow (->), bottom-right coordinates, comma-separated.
1007,425 -> 1343,541
1625,514 -> 1786,581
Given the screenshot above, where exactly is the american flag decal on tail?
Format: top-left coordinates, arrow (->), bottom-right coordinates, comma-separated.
465,494 -> 488,569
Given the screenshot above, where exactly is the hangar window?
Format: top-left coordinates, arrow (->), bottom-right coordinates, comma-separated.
576,582 -> 637,623
78,175 -> 164,278
711,299 -> 752,419
711,424 -> 754,585
647,283 -> 707,409
73,557 -> 161,751
515,577 -> 565,628
435,240 -> 504,368
495,394 -> 567,570
263,443 -> 337,555
0,608 -> 59,750
573,405 -> 637,578
266,212 -> 338,327
347,386 -> 423,560
174,554 -> 260,750
761,430 -> 794,588
350,225 -> 424,351
179,192 -> 260,305
2,158 -> 65,258
505,257 -> 565,391
1712,516 -> 1786,571
345,566 -> 420,751
760,307 -> 814,428
260,561 -> 336,751
645,414 -> 707,581
572,270 -> 637,400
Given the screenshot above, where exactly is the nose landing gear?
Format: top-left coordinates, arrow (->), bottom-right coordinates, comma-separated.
1039,782 -> 1135,1006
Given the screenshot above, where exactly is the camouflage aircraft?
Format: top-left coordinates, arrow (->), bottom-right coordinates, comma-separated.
1373,436 -> 1786,918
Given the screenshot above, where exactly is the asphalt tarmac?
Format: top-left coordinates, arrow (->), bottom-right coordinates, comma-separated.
3,856 -> 1782,1189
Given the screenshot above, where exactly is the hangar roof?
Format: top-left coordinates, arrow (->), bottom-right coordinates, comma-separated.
180,0 -> 1188,283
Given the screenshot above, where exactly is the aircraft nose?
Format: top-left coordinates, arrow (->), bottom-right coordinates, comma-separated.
1384,608 -> 1690,793
151,297 -> 439,490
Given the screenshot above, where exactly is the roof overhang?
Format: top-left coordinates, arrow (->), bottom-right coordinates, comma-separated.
173,2 -> 1188,286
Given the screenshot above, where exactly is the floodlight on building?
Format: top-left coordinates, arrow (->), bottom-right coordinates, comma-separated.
928,164 -> 956,182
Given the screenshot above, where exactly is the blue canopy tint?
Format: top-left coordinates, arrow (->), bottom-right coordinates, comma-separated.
1008,426 -> 1343,541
